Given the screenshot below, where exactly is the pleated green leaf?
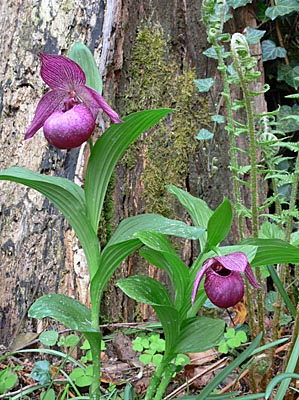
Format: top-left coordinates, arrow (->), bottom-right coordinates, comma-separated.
85,109 -> 172,233
167,184 -> 212,249
28,294 -> 98,333
174,316 -> 225,354
0,167 -> 100,277
207,197 -> 232,248
117,275 -> 172,306
118,276 -> 180,350
137,232 -> 189,309
241,238 -> 299,266
109,213 -> 205,245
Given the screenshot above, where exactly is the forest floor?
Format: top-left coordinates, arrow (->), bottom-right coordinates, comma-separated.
0,315 -> 290,399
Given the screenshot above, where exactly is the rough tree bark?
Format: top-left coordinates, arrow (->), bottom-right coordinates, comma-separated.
0,0 -> 265,345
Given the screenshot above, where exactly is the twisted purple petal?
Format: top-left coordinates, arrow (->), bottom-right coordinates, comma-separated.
191,258 -> 214,305
40,53 -> 86,91
25,90 -> 66,139
77,85 -> 122,122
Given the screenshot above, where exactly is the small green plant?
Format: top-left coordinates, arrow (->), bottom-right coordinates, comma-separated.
69,364 -> 94,388
132,333 -> 165,367
57,333 -> 81,348
218,327 -> 248,354
80,338 -> 107,364
132,333 -> 190,369
0,367 -> 18,394
30,360 -> 52,385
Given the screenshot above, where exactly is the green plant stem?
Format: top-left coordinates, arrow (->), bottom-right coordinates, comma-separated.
214,43 -> 243,240
232,47 -> 265,341
88,332 -> 102,400
285,153 -> 299,243
277,304 -> 299,398
144,357 -> 172,400
214,38 -> 256,333
154,364 -> 174,400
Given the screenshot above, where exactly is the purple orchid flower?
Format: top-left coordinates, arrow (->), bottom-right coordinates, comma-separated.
25,53 -> 122,149
192,252 -> 260,309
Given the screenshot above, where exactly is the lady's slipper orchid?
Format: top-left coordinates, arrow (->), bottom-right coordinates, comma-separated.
192,252 -> 260,308
25,53 -> 121,149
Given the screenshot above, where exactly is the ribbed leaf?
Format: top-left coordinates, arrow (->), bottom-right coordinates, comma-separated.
241,238 -> 299,266
90,212 -> 202,303
207,197 -> 232,247
137,232 -> 189,309
117,275 -> 172,306
69,42 -> 102,94
0,167 -> 100,277
167,184 -> 212,250
90,239 -> 141,306
118,276 -> 180,350
109,214 -> 205,245
85,109 -> 172,232
28,294 -> 97,333
174,316 -> 225,354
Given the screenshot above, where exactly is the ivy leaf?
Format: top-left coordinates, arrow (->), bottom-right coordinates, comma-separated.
277,105 -> 299,133
194,78 -> 215,92
211,114 -> 225,124
245,26 -> 266,44
227,0 -> 253,9
262,40 -> 287,61
197,129 -> 214,141
203,47 -> 230,60
277,64 -> 299,90
265,0 -> 299,20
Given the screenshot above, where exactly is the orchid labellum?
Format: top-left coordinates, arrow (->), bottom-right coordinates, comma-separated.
192,252 -> 260,308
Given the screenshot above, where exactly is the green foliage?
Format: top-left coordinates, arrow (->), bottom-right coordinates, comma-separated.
39,330 -> 59,347
265,0 -> 299,20
194,78 -> 215,92
197,128 -> 214,141
245,26 -> 266,44
0,367 -> 18,394
30,360 -> 52,385
40,389 -> 55,400
207,197 -> 233,248
277,65 -> 299,90
262,40 -> 287,62
29,294 -> 97,334
133,333 -> 166,367
218,327 -> 248,354
132,333 -> 190,368
227,0 -> 253,9
57,333 -> 81,347
70,365 -> 94,387
80,338 -> 106,364
68,42 -> 102,94
277,105 -> 299,132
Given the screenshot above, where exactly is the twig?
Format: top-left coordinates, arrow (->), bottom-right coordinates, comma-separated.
163,358 -> 228,400
0,382 -> 41,398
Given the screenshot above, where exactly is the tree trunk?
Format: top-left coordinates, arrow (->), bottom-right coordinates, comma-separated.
0,0 -> 265,344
